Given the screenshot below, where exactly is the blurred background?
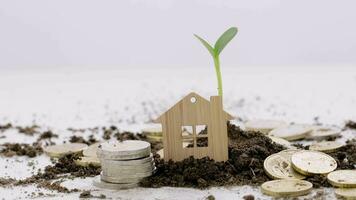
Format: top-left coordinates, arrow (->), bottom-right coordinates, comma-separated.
0,0 -> 355,129
1,0 -> 356,69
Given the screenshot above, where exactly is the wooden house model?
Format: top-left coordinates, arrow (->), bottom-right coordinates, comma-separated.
154,92 -> 234,162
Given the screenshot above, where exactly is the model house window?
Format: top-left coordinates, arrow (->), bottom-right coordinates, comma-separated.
181,125 -> 208,148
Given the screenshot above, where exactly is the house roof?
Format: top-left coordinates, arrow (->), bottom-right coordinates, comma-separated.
153,92 -> 234,123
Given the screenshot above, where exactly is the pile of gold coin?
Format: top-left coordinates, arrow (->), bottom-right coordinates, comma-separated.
262,149 -> 342,197
255,119 -> 354,198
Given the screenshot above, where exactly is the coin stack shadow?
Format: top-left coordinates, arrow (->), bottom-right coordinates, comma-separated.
94,140 -> 155,190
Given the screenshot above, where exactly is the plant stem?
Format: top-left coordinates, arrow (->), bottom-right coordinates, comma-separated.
213,55 -> 223,97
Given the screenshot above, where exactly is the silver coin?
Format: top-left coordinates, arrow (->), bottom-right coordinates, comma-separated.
100,172 -> 142,184
102,165 -> 155,178
97,140 -> 151,160
99,153 -> 153,165
97,149 -> 151,160
93,175 -> 137,190
100,168 -> 156,182
101,161 -> 154,176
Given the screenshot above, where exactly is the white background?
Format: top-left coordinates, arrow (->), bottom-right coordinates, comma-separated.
1,0 -> 356,69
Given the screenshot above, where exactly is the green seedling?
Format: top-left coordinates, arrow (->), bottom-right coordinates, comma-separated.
194,27 -> 238,97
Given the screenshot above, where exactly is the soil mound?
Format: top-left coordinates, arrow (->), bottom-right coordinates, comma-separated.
140,123 -> 285,188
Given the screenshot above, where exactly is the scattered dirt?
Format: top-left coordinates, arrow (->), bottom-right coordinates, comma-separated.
0,123 -> 12,132
41,153 -> 101,178
69,135 -> 97,145
243,194 -> 255,200
101,126 -> 118,140
0,177 -> 15,186
0,143 -> 43,158
38,131 -> 58,141
140,123 -> 285,188
79,191 -> 106,199
37,180 -> 79,193
0,123 -> 40,136
115,131 -> 146,141
13,153 -> 101,193
345,120 -> 356,129
16,125 -> 40,136
205,195 -> 215,200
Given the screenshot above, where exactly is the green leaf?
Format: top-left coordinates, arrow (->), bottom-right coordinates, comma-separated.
194,34 -> 215,57
214,27 -> 238,56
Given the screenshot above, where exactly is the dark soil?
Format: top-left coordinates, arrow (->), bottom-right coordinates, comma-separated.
69,135 -> 97,145
79,191 -> 106,199
38,130 -> 58,141
16,125 -> 40,136
140,123 -> 286,188
329,139 -> 356,170
305,175 -> 330,188
0,123 -> 12,132
14,153 -> 101,193
36,153 -> 100,179
243,195 -> 255,200
0,143 -> 43,158
345,120 -> 356,129
2,123 -> 355,193
0,177 -> 15,186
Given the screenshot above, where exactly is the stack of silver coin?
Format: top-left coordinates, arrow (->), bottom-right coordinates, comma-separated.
93,140 -> 155,190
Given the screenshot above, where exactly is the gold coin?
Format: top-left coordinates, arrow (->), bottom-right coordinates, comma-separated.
267,136 -> 296,149
269,124 -> 312,141
327,170 -> 356,188
83,143 -> 101,158
245,119 -> 287,134
146,135 -> 163,141
44,143 -> 88,158
307,125 -> 341,140
142,127 -> 162,136
291,150 -> 337,176
264,153 -> 305,180
261,179 -> 313,197
278,149 -> 301,160
156,149 -> 164,158
75,156 -> 100,167
309,141 -> 344,153
335,188 -> 356,200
